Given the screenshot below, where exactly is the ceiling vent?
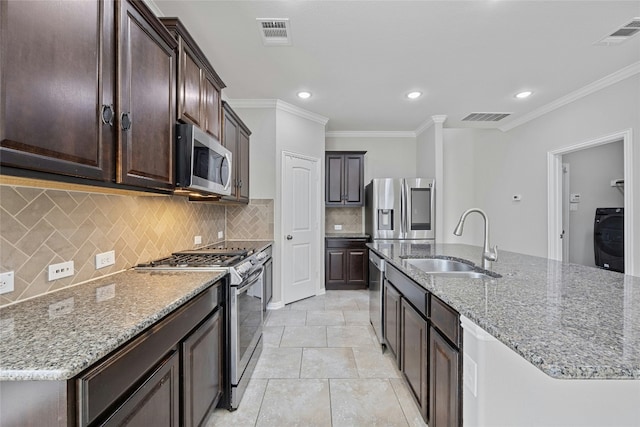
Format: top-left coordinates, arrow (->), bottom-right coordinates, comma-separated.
257,18 -> 292,46
595,18 -> 640,45
462,113 -> 511,122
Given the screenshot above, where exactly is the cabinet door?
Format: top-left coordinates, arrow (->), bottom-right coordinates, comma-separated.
346,248 -> 368,287
325,154 -> 345,206
325,248 -> 347,286
237,128 -> 250,202
102,350 -> 180,427
343,154 -> 364,206
203,77 -> 221,140
383,280 -> 401,364
401,299 -> 429,419
117,0 -> 175,190
429,328 -> 460,427
178,45 -> 203,127
182,310 -> 223,427
0,0 -> 114,181
222,108 -> 239,199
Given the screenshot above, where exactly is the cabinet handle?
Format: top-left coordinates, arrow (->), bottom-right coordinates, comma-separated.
100,104 -> 114,126
120,112 -> 132,131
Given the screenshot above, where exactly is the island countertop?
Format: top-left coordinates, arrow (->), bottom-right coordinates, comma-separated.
368,241 -> 640,380
0,269 -> 226,381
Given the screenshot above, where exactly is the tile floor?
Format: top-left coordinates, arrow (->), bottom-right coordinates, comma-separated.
206,290 -> 427,427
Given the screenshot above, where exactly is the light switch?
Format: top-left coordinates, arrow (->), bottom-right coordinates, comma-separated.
570,203 -> 579,211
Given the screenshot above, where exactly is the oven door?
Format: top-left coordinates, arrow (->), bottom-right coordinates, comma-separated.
230,267 -> 264,385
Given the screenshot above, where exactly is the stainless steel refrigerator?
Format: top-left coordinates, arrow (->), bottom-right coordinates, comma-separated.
366,178 -> 435,344
365,178 -> 435,241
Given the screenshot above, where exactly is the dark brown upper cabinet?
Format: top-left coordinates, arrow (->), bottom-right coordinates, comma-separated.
221,101 -> 251,204
325,151 -> 366,207
1,0 -> 177,191
117,0 -> 177,190
160,18 -> 225,141
0,0 -> 115,181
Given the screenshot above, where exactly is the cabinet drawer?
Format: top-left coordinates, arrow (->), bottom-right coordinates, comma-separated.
77,282 -> 221,426
429,295 -> 460,348
386,264 -> 427,317
326,238 -> 368,249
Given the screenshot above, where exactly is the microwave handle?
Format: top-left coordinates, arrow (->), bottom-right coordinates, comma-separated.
223,152 -> 233,191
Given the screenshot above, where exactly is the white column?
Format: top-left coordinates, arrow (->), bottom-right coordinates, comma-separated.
432,115 -> 447,243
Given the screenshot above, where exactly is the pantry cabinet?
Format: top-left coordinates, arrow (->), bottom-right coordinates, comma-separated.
160,18 -> 225,141
221,102 -> 251,203
0,0 -> 177,191
325,151 -> 366,206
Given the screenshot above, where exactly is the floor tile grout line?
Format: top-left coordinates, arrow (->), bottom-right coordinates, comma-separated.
253,378 -> 270,427
388,377 -> 416,427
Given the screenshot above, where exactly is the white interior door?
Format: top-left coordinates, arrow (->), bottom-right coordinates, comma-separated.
562,163 -> 570,262
282,153 -> 319,304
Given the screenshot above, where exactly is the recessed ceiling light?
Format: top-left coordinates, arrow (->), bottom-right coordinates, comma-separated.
515,91 -> 533,99
297,91 -> 312,99
406,91 -> 422,99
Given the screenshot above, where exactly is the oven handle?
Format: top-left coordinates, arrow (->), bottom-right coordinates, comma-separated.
236,267 -> 264,294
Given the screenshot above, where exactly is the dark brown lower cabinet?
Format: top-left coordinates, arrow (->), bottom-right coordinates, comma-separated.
383,279 -> 401,363
325,238 -> 368,289
182,310 -> 223,427
102,350 -> 180,427
429,327 -> 460,427
401,299 -> 429,420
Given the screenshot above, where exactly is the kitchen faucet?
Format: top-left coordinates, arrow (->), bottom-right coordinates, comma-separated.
453,208 -> 498,270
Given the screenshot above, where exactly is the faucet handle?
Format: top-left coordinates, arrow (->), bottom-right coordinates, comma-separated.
485,245 -> 498,262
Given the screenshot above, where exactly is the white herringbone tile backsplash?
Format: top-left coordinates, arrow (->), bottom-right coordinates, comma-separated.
0,185 -> 225,305
226,199 -> 274,240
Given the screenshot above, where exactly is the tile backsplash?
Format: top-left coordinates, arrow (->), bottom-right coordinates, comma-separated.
0,185 -> 225,305
226,199 -> 274,240
325,207 -> 363,233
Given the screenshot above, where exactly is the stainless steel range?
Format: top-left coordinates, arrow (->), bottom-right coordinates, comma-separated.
136,241 -> 272,410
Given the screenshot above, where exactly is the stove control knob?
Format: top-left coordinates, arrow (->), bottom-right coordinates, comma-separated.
256,252 -> 267,261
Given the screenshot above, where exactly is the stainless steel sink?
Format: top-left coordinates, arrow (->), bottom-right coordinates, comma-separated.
402,258 -> 500,279
404,258 -> 475,272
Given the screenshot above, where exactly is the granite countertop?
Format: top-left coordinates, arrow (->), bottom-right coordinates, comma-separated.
325,233 -> 370,239
0,269 -> 226,381
368,242 -> 640,380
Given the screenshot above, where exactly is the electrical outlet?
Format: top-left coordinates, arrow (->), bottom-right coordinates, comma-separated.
48,297 -> 74,318
95,251 -> 115,269
0,271 -> 15,295
218,231 -> 224,239
334,224 -> 343,231
96,284 -> 116,302
194,235 -> 202,245
48,261 -> 74,281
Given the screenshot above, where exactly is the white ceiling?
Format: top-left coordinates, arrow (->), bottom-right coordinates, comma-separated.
152,0 -> 640,132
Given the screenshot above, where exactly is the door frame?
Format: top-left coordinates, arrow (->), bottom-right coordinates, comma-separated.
280,150 -> 323,303
547,129 -> 634,275
561,163 -> 570,263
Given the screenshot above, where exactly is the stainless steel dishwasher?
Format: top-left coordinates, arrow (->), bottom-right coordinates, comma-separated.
368,251 -> 385,345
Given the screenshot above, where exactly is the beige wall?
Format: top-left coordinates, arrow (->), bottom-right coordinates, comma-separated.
0,185 -> 226,306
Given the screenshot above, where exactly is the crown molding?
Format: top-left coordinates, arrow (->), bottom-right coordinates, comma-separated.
143,0 -> 163,17
325,131 -> 416,138
228,99 -> 329,125
499,61 -> 640,132
275,100 -> 329,125
414,117 -> 434,136
432,115 -> 448,124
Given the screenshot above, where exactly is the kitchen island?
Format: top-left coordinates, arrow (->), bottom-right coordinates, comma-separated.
369,241 -> 640,426
0,269 -> 227,425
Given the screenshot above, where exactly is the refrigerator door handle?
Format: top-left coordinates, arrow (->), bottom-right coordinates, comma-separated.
401,180 -> 408,238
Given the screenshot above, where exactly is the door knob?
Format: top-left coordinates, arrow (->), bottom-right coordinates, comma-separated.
286,235 -> 293,240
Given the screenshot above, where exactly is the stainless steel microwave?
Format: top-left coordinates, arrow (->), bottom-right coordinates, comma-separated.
175,124 -> 232,196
